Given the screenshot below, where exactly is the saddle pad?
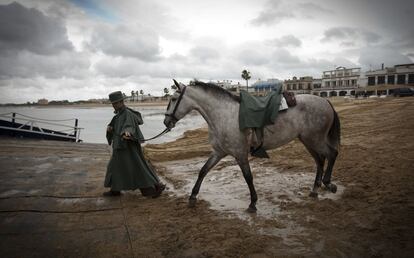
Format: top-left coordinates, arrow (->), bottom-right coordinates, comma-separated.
239,86 -> 283,130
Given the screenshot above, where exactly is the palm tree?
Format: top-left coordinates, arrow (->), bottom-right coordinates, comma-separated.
163,87 -> 170,98
241,69 -> 251,92
140,90 -> 144,101
130,90 -> 135,102
136,90 -> 139,102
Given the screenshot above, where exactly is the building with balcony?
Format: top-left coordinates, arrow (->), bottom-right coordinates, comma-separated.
283,76 -> 313,95
312,66 -> 361,97
312,78 -> 322,94
357,63 -> 414,95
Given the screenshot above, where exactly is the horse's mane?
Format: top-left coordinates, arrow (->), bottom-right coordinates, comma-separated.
192,81 -> 241,103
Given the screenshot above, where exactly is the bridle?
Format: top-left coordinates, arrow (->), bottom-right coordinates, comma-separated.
165,85 -> 187,126
140,85 -> 186,142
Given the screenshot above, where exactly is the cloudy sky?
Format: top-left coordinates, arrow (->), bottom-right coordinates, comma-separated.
0,0 -> 413,103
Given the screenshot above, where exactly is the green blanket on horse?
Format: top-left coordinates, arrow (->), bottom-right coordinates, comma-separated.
238,85 -> 283,131
238,85 -> 283,158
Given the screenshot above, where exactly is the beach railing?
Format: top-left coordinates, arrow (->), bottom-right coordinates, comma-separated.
0,112 -> 83,142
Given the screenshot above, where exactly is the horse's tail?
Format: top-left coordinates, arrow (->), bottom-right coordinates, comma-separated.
326,100 -> 341,149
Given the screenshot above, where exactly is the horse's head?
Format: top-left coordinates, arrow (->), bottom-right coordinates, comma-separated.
164,79 -> 192,129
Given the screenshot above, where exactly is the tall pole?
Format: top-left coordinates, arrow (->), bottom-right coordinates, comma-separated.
74,118 -> 78,141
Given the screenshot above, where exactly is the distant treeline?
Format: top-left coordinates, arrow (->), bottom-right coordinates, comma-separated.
0,100 -> 109,106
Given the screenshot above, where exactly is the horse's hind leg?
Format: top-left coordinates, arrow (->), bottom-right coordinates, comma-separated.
301,140 -> 325,198
310,153 -> 325,198
188,152 -> 224,208
322,145 -> 338,193
236,156 -> 258,213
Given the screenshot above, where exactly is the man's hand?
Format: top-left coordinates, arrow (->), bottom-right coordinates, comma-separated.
107,126 -> 113,133
122,131 -> 133,140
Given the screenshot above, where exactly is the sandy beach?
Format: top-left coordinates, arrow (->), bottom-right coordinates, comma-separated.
0,96 -> 413,257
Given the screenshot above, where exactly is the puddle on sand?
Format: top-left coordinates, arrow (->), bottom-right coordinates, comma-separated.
159,156 -> 345,251
159,156 -> 345,221
57,197 -> 110,206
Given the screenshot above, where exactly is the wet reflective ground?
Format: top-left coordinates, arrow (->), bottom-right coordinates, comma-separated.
157,156 -> 344,249
159,157 -> 344,220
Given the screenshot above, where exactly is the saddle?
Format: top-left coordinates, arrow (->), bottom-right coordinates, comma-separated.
283,91 -> 297,107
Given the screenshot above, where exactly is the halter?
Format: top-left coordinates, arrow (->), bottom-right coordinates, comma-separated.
141,85 -> 186,142
165,86 -> 187,125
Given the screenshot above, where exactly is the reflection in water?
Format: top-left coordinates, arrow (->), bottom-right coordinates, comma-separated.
160,157 -> 344,221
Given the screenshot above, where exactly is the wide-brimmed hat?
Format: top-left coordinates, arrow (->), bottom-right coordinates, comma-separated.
108,91 -> 126,103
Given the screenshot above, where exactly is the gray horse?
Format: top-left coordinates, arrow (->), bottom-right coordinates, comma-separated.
164,80 -> 340,213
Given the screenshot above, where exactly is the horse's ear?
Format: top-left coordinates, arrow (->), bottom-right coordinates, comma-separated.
173,79 -> 181,90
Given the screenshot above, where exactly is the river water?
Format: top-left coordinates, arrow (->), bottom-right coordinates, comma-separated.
0,106 -> 206,144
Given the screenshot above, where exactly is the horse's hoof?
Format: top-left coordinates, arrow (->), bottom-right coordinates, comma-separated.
309,191 -> 318,198
188,198 -> 197,208
327,183 -> 337,193
246,205 -> 257,213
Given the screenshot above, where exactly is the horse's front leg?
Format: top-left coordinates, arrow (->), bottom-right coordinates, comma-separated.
236,156 -> 258,213
188,152 -> 224,208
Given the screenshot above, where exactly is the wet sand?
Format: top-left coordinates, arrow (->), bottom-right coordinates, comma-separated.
0,97 -> 413,257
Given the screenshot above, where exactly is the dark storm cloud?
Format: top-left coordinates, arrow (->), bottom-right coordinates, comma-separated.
250,11 -> 293,26
89,23 -> 161,61
250,0 -> 331,26
322,27 -> 381,46
268,35 -> 302,47
189,46 -> 220,62
0,2 -> 90,81
357,0 -> 414,36
272,48 -> 301,64
237,49 -> 270,66
235,41 -> 271,66
0,2 -> 73,55
250,0 -> 292,26
0,50 -> 90,80
358,47 -> 412,70
317,0 -> 413,51
297,2 -> 330,17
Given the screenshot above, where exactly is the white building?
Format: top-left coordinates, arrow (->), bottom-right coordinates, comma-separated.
215,80 -> 233,89
215,80 -> 242,93
313,66 -> 361,97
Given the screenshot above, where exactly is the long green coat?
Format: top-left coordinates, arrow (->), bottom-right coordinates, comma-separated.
104,106 -> 160,191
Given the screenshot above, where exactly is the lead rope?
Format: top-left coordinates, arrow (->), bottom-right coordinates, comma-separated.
142,127 -> 171,142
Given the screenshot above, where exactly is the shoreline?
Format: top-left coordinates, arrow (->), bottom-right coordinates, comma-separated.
1,95 -> 408,108
0,101 -> 169,108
